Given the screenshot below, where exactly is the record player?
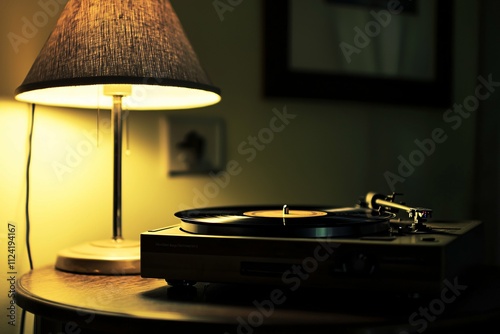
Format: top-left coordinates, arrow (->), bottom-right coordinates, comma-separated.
141,192 -> 483,295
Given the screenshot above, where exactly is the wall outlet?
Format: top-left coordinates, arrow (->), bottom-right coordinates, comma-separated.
167,116 -> 225,176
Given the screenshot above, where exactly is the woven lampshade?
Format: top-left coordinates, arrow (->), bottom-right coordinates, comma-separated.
15,0 -> 221,109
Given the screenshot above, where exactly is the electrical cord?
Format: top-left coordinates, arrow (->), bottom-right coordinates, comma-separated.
25,104 -> 34,271
19,103 -> 35,334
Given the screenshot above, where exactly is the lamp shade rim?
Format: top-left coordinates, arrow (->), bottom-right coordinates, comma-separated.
15,76 -> 221,98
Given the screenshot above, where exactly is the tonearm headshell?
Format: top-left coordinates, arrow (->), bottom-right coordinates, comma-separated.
361,192 -> 432,232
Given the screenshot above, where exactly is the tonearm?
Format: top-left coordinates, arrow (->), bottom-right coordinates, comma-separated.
363,192 -> 432,232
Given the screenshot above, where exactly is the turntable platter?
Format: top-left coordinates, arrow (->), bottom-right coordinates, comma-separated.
174,205 -> 393,238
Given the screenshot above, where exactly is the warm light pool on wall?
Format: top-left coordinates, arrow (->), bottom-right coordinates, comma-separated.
15,0 -> 221,274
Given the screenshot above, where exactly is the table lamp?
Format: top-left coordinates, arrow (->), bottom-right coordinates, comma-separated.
15,0 -> 221,274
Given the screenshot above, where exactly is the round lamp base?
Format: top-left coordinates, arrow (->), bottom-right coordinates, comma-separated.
55,239 -> 140,275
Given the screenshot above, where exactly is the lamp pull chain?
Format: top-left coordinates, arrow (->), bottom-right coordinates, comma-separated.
125,108 -> 131,156
112,95 -> 123,241
96,87 -> 101,147
96,107 -> 100,147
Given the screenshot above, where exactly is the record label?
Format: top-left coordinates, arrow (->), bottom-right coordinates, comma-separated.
243,209 -> 327,218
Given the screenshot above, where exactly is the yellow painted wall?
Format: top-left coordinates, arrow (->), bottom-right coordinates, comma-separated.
0,1 -> 484,333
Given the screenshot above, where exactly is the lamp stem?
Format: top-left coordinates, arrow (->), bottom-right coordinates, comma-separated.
112,95 -> 123,241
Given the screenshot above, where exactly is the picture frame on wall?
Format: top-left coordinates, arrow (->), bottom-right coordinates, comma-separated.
166,117 -> 225,176
263,0 -> 453,107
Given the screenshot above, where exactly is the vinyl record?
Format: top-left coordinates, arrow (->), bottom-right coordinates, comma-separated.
175,205 -> 393,238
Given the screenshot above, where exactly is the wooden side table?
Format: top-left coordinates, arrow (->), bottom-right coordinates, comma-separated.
15,265 -> 500,333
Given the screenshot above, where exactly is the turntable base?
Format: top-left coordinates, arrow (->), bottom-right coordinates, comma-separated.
141,220 -> 483,295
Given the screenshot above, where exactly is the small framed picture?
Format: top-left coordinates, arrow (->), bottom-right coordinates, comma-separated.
166,116 -> 225,176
